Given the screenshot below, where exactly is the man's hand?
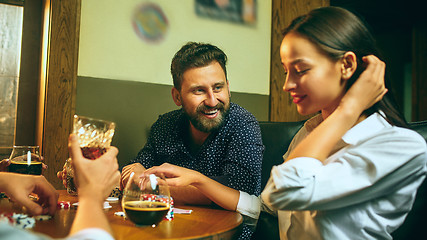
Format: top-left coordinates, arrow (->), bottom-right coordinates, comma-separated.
145,163 -> 202,187
68,134 -> 120,202
0,173 -> 58,216
144,163 -> 212,205
120,163 -> 146,190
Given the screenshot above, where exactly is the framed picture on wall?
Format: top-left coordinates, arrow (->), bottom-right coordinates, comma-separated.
195,0 -> 256,25
132,2 -> 169,44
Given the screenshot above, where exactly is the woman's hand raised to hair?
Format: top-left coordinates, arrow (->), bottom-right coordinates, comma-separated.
339,55 -> 388,115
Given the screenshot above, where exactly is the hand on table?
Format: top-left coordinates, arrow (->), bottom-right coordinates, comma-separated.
0,172 -> 58,216
120,163 -> 146,190
144,163 -> 202,187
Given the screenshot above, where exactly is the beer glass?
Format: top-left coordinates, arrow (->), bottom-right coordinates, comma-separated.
122,172 -> 171,227
8,146 -> 42,175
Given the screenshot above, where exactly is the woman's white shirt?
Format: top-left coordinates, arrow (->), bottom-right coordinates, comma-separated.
259,113 -> 427,240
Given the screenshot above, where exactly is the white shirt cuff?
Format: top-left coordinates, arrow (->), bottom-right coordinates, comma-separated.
236,190 -> 261,220
66,228 -> 114,240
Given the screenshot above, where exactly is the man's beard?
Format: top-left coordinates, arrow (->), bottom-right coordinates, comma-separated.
184,102 -> 230,133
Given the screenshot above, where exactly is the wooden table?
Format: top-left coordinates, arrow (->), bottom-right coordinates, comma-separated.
0,190 -> 243,240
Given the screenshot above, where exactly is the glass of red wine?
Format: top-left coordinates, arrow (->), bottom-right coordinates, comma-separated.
73,115 -> 115,159
65,115 -> 116,195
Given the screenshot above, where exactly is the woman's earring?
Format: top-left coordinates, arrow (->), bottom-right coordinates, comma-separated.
343,68 -> 350,75
342,69 -> 350,79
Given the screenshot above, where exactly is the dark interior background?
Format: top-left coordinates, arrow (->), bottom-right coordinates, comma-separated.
331,0 -> 426,122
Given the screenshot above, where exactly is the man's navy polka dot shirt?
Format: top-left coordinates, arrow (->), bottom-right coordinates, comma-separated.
131,103 -> 263,196
130,103 -> 264,239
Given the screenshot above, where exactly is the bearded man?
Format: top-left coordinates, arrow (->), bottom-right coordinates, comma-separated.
120,42 -> 263,239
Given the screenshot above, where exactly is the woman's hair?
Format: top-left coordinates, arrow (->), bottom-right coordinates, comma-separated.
283,6 -> 407,127
171,42 -> 228,91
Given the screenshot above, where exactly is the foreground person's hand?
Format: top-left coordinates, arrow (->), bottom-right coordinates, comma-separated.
68,134 -> 119,236
0,172 -> 58,216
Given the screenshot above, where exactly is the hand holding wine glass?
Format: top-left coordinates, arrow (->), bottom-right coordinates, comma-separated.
67,133 -> 119,236
63,115 -> 116,195
68,134 -> 120,201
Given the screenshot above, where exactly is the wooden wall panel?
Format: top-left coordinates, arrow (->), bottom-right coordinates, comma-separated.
269,0 -> 329,122
40,0 -> 80,189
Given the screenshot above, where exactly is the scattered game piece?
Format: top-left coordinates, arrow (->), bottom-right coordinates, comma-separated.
103,202 -> 112,209
9,213 -> 35,229
174,208 -> 192,214
163,196 -> 174,220
34,215 -> 52,221
114,211 -> 125,217
106,197 -> 119,202
72,201 -> 112,209
57,201 -> 71,209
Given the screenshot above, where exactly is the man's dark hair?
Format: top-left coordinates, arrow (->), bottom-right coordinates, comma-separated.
171,42 -> 228,91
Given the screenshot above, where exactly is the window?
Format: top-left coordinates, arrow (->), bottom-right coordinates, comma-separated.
0,2 -> 24,147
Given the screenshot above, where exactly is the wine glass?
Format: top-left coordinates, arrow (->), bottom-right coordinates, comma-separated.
122,172 -> 171,227
8,146 -> 42,175
73,115 -> 116,159
65,115 -> 116,195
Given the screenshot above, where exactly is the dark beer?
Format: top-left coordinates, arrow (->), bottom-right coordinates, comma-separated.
8,160 -> 42,175
123,201 -> 169,226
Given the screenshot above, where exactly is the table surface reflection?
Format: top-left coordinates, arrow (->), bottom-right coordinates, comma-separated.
0,190 -> 243,240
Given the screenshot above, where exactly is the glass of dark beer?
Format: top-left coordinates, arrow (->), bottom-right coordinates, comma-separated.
8,146 -> 42,175
122,172 -> 171,227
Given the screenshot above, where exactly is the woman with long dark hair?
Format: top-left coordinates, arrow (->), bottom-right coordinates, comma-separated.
260,7 -> 426,239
